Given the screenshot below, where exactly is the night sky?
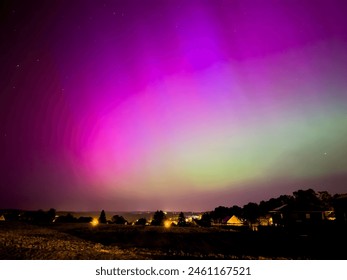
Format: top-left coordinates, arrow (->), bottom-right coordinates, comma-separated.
1,0 -> 347,211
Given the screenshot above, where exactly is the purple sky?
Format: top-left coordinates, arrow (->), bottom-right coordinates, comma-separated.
1,0 -> 347,211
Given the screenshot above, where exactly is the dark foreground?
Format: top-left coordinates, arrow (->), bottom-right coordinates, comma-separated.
0,221 -> 346,260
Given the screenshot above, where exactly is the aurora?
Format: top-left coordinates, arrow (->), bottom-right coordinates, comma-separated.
1,0 -> 347,211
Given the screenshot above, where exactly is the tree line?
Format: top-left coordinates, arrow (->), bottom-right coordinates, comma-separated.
1,188 -> 343,227
210,188 -> 336,224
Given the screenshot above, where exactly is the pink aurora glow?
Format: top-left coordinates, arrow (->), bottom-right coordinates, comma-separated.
1,1 -> 347,211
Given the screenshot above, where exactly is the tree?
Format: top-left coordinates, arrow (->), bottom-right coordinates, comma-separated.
230,205 -> 243,217
318,191 -> 333,209
47,208 -> 56,223
198,212 -> 211,227
151,210 -> 166,226
55,213 -> 76,223
210,206 -> 231,223
293,189 -> 323,210
111,215 -> 127,225
242,202 -> 260,223
135,218 -> 147,225
77,216 -> 93,223
98,210 -> 107,224
178,212 -> 187,227
210,205 -> 243,223
28,209 -> 57,224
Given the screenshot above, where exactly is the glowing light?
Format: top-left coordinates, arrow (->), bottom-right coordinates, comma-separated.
164,220 -> 171,228
91,218 -> 99,226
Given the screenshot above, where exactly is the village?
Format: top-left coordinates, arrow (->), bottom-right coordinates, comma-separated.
1,189 -> 347,233
1,189 -> 347,260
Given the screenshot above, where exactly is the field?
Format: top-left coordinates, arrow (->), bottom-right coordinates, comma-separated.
0,221 -> 346,260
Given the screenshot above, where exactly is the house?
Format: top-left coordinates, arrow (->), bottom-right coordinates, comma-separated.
268,204 -> 288,226
269,204 -> 335,226
258,215 -> 273,226
223,215 -> 244,226
334,194 -> 347,226
245,216 -> 273,232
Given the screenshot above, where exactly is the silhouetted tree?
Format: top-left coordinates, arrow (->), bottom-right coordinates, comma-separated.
34,209 -> 47,224
178,212 -> 187,227
151,210 -> 166,226
98,210 -> 107,224
22,209 -> 57,224
198,212 -> 211,227
135,218 -> 147,225
55,213 -> 77,223
47,208 -> 56,222
4,210 -> 20,221
210,206 -> 231,223
210,205 -> 243,223
230,205 -> 243,217
77,216 -> 93,223
242,202 -> 259,223
111,215 -> 127,224
293,189 -> 323,210
318,191 -> 333,209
